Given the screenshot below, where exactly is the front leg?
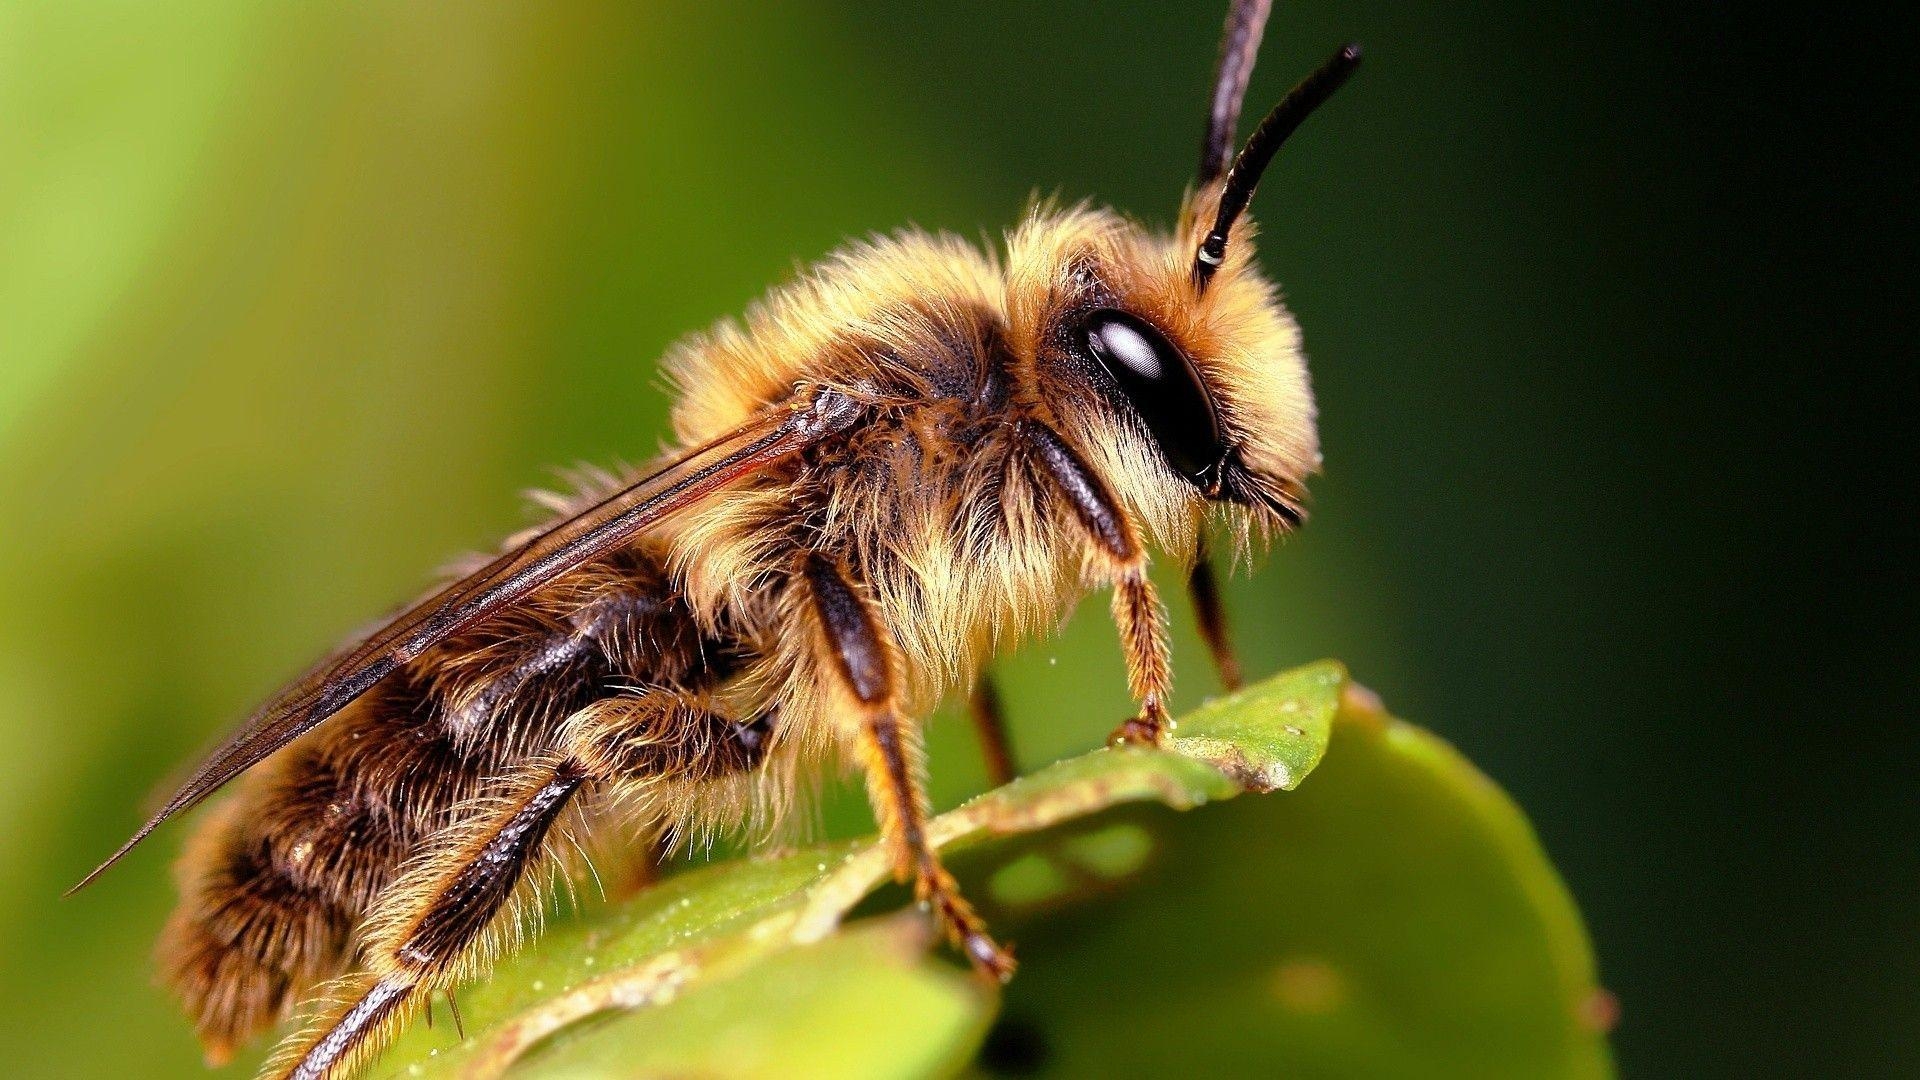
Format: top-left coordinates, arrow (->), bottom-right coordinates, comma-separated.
802,553 -> 1016,981
1109,568 -> 1173,746
1023,422 -> 1175,746
1188,537 -> 1245,693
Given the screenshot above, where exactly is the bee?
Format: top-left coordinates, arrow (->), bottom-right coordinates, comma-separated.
72,2 -> 1359,1076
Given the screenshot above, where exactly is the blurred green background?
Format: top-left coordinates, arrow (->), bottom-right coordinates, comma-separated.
0,1 -> 1911,1077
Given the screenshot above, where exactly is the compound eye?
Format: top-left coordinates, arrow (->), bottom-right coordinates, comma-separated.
1079,308 -> 1225,483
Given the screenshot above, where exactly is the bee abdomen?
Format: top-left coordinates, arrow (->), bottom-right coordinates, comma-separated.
161,548 -> 711,1057
159,680 -> 484,1059
160,825 -> 355,1064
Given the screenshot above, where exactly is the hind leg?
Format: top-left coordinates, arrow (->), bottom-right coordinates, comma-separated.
272,760 -> 584,1080
270,691 -> 771,1080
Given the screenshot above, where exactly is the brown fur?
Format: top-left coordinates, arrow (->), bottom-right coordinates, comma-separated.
159,194 -> 1316,1076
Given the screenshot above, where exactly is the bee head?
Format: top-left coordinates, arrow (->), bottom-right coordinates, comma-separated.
1004,33 -> 1360,554
1006,204 -> 1313,551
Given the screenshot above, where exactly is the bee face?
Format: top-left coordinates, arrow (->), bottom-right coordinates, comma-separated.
1008,205 -> 1318,551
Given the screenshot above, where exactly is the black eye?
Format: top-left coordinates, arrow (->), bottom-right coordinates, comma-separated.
1078,308 -> 1225,483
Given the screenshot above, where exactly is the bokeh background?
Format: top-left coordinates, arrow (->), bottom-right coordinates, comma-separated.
1,1 -> 1911,1077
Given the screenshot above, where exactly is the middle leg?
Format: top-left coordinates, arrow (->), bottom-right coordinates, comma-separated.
966,673 -> 1019,788
802,553 -> 1015,980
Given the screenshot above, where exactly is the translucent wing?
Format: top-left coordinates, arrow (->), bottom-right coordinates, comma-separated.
72,389 -> 859,891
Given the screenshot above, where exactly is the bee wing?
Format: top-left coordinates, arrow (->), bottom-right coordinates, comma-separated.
73,391 -> 856,892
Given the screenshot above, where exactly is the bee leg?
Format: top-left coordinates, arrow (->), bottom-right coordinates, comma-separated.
1022,421 -> 1174,747
804,554 -> 1016,982
272,689 -> 774,1080
1188,539 -> 1244,693
1108,567 -> 1174,746
273,760 -> 589,1080
966,673 -> 1019,787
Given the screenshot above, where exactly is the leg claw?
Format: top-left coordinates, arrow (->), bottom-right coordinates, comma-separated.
1107,715 -> 1164,748
964,931 -> 1018,983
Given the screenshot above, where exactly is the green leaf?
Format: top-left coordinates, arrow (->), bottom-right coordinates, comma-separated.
373,662 -> 1608,1079
509,916 -> 991,1080
995,681 -> 1616,1080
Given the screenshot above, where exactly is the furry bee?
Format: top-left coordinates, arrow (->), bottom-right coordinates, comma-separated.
73,2 -> 1360,1076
